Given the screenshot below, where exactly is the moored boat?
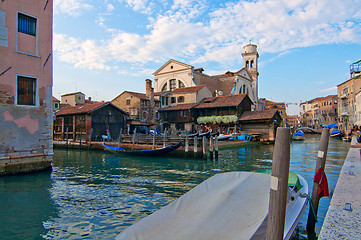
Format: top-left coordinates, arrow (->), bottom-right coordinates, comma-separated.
330,129 -> 344,139
103,141 -> 182,156
292,130 -> 305,141
217,133 -> 234,140
115,171 -> 308,240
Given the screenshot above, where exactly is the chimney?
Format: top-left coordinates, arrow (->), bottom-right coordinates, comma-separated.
146,79 -> 152,98
145,79 -> 155,123
88,97 -> 91,102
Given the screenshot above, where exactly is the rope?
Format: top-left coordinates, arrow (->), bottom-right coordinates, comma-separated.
300,194 -> 318,222
308,196 -> 318,222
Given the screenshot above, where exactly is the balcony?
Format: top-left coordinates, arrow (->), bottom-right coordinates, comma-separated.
340,93 -> 349,99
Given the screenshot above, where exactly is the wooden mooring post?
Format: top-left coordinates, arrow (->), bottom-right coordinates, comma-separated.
185,135 -> 189,157
163,128 -> 167,148
118,128 -> 123,147
214,136 -> 219,160
202,136 -> 207,160
88,128 -> 93,150
266,127 -> 291,240
66,127 -> 69,149
132,127 -> 137,150
79,132 -> 82,150
209,137 -> 214,160
307,127 -> 330,239
152,131 -> 156,149
194,136 -> 198,158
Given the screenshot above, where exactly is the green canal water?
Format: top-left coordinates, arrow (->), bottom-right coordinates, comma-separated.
0,134 -> 350,239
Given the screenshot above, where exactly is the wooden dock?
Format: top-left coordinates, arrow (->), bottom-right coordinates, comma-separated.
318,137 -> 361,239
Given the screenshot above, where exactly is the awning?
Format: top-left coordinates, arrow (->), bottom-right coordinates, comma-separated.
324,123 -> 338,128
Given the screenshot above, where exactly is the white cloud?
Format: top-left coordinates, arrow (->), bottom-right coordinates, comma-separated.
106,3 -> 115,12
119,0 -> 152,14
54,0 -> 93,16
320,86 -> 337,92
54,0 -> 361,70
54,34 -> 111,70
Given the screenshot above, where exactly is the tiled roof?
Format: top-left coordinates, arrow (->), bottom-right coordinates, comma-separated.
55,102 -> 128,116
158,103 -> 198,111
52,96 -> 60,102
124,91 -> 148,100
171,85 -> 206,94
238,110 -> 279,121
61,91 -> 84,97
195,94 -> 248,109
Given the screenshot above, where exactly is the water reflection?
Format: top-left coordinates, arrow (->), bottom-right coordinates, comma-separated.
0,134 -> 350,239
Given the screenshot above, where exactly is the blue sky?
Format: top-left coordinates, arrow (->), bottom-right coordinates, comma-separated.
53,0 -> 361,115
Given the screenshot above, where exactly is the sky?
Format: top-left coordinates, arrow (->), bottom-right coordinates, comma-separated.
52,0 -> 361,115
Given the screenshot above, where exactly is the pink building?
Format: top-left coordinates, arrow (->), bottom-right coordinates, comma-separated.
0,0 -> 53,175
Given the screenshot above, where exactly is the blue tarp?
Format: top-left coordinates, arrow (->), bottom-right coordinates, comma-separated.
324,123 -> 338,128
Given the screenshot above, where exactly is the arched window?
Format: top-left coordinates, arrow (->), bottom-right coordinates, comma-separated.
246,61 -> 249,68
170,79 -> 176,91
250,60 -> 254,68
161,83 -> 167,92
239,86 -> 243,94
178,80 -> 185,88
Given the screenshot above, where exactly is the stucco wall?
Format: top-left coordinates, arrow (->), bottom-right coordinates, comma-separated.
0,1 -> 53,159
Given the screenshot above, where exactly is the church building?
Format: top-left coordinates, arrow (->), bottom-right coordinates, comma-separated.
152,44 -> 259,109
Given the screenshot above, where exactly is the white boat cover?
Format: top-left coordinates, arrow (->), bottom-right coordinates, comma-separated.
116,172 -> 271,240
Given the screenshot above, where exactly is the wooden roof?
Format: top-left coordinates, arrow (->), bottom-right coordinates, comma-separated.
170,85 -> 206,94
55,102 -> 128,116
238,110 -> 280,121
195,94 -> 249,109
158,103 -> 198,111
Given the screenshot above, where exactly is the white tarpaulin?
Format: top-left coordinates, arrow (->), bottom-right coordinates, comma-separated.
116,172 -> 272,240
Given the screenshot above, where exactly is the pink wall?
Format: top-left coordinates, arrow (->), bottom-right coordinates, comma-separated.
0,0 -> 53,157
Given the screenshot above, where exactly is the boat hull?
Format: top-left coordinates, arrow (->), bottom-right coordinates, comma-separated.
103,141 -> 182,156
115,171 -> 309,240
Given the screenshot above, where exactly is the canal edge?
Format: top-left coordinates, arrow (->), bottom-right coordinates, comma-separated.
318,137 -> 361,239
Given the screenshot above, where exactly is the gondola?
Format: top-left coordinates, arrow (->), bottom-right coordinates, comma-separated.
103,141 -> 182,156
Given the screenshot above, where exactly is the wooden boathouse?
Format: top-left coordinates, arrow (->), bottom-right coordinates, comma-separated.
53,101 -> 128,143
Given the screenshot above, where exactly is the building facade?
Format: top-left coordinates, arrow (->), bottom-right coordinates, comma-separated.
0,0 -> 53,175
111,80 -> 160,125
54,102 -> 128,142
299,95 -> 338,128
153,44 -> 259,109
337,60 -> 361,131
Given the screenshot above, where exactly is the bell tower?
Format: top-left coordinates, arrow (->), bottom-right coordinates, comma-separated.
242,44 -> 259,104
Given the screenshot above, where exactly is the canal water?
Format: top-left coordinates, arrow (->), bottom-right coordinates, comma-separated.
0,134 -> 350,239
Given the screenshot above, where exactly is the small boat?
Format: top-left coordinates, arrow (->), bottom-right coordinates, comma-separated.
198,130 -> 211,138
217,133 -> 233,140
103,141 -> 182,156
115,171 -> 309,240
342,136 -> 351,142
292,130 -> 305,141
330,129 -> 344,139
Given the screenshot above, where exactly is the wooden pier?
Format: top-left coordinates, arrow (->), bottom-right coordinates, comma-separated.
318,137 -> 361,239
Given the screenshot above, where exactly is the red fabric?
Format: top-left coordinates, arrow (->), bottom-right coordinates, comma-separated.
313,167 -> 329,198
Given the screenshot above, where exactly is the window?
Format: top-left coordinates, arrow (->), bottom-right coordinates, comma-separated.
126,98 -> 131,105
246,61 -> 249,68
178,96 -> 184,103
178,80 -> 185,88
54,102 -> 59,109
162,83 -> 167,92
250,60 -> 254,68
170,79 -> 176,91
17,76 -> 36,106
18,13 -> 36,36
171,97 -> 176,103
